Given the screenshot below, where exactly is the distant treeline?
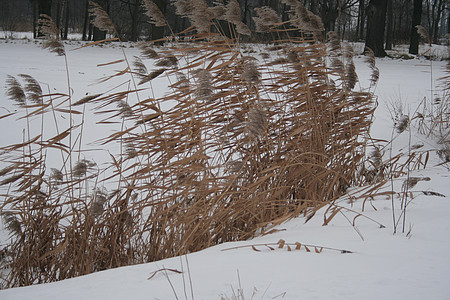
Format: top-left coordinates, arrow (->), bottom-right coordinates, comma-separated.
0,0 -> 448,45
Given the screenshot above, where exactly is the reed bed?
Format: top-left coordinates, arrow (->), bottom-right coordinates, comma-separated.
1,0 -> 378,288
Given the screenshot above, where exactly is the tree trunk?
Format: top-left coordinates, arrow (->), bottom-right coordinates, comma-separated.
88,23 -> 94,40
63,0 -> 70,39
32,0 -> 38,38
385,0 -> 393,50
129,0 -> 141,42
358,0 -> 366,40
93,26 -> 107,41
448,8 -> 450,34
365,0 -> 388,57
337,0 -> 342,38
356,0 -> 362,40
82,0 -> 89,40
409,0 -> 422,54
432,0 -> 445,43
320,2 -> 338,33
55,0 -> 62,30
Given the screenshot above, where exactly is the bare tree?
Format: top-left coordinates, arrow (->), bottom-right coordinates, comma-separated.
425,0 -> 445,43
409,0 -> 422,54
62,0 -> 70,39
385,0 -> 393,49
356,0 -> 366,40
0,0 -> 33,35
55,0 -> 62,29
365,0 -> 388,57
124,0 -> 143,41
391,0 -> 413,43
82,0 -> 89,40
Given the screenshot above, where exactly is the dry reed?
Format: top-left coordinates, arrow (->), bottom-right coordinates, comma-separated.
142,0 -> 167,27
5,75 -> 26,106
224,0 -> 251,36
1,2 -> 378,289
416,25 -> 431,46
253,6 -> 281,32
38,14 -> 65,56
89,1 -> 116,33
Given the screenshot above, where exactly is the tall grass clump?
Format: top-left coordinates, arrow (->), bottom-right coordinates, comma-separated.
415,34 -> 450,163
0,0 -> 376,288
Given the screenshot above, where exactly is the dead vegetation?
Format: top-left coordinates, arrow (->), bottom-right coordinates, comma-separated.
0,0 -> 379,288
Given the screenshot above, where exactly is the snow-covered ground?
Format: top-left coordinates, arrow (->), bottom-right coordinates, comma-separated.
0,37 -> 449,299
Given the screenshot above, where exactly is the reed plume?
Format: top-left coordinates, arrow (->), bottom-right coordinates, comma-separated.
226,160 -> 244,174
345,61 -> 358,90
117,100 -> 133,118
89,1 -> 116,33
370,67 -> 379,85
194,69 -> 213,101
137,42 -> 160,59
155,55 -> 178,68
370,148 -> 382,169
364,47 -> 376,69
224,0 -> 241,25
50,168 -> 63,187
142,0 -> 167,27
343,42 -> 354,60
224,0 -> 251,35
209,2 -> 226,19
171,0 -> 194,16
327,31 -> 341,53
327,33 -> 345,76
416,25 -> 431,46
395,115 -> 409,134
173,0 -> 214,33
72,159 -> 95,178
364,47 -> 379,86
133,56 -> 148,75
125,142 -> 137,158
253,6 -> 281,32
91,189 -> 108,218
19,74 -> 43,104
38,14 -> 65,56
0,211 -> 22,237
241,59 -> 261,85
5,75 -> 26,106
343,43 -> 358,90
282,0 -> 324,39
246,106 -> 267,139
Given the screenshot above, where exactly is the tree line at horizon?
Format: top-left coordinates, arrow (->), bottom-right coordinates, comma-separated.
0,0 -> 448,56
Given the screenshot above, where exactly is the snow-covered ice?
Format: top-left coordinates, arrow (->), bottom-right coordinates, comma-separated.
0,38 -> 449,300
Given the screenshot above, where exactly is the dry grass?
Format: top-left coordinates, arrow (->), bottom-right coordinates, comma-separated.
1,2 -> 377,288
222,239 -> 353,254
414,41 -> 450,166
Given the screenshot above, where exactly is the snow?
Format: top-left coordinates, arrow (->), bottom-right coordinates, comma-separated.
0,37 -> 449,299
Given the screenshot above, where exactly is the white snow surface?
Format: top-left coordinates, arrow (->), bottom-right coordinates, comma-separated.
0,38 -> 449,300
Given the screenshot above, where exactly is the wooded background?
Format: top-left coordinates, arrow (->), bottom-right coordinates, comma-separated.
0,0 -> 448,55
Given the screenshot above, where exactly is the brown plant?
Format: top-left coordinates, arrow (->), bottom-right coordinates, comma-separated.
0,4 -> 378,289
